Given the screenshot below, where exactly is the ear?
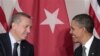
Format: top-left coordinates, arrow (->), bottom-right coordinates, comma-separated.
11,23 -> 17,29
82,27 -> 87,33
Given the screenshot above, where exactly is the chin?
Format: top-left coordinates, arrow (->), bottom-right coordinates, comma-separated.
21,38 -> 26,40
21,36 -> 27,40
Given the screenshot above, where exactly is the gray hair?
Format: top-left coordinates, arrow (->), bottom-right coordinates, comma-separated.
10,12 -> 31,28
72,14 -> 94,33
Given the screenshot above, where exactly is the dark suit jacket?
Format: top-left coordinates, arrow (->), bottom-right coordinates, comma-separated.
0,33 -> 34,56
74,37 -> 100,56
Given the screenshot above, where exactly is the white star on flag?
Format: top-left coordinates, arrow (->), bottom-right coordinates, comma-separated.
40,8 -> 64,33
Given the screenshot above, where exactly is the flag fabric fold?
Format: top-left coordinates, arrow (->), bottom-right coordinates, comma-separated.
38,0 -> 73,56
89,0 -> 100,38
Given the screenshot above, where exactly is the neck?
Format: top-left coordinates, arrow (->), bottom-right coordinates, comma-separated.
10,30 -> 21,42
81,33 -> 92,45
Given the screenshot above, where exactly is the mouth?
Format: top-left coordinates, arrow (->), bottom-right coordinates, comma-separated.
71,33 -> 76,37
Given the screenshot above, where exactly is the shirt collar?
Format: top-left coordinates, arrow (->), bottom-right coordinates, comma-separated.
84,35 -> 94,50
9,32 -> 21,44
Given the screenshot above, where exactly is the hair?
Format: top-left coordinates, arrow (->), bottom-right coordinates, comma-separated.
72,14 -> 94,33
10,12 -> 31,28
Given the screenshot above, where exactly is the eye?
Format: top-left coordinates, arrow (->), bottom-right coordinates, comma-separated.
71,27 -> 74,31
25,25 -> 28,28
25,25 -> 32,29
29,26 -> 32,29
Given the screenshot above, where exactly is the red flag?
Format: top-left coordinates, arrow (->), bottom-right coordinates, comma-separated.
38,0 -> 73,56
0,0 -> 73,56
89,0 -> 100,38
18,0 -> 73,56
0,7 -> 9,32
17,0 -> 39,56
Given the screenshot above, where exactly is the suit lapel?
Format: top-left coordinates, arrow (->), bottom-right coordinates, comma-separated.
20,41 -> 28,56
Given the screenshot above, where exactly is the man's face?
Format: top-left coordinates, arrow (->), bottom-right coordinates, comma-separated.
13,16 -> 32,40
70,20 -> 83,43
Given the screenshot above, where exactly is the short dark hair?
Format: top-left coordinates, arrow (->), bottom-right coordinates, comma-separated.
10,12 -> 31,28
72,14 -> 94,33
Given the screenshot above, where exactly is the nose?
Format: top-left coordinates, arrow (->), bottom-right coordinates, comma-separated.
70,29 -> 72,34
27,27 -> 31,33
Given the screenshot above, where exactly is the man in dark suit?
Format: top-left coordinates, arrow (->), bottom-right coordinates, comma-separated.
70,14 -> 100,56
0,12 -> 34,56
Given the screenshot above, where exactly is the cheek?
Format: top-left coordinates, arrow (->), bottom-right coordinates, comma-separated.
72,30 -> 77,35
73,37 -> 79,43
72,30 -> 81,40
75,32 -> 80,38
17,27 -> 25,34
75,31 -> 82,40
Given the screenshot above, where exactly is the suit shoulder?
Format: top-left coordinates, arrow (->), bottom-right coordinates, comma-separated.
0,33 -> 8,39
93,37 -> 100,47
94,37 -> 100,43
0,33 -> 7,36
21,40 -> 33,47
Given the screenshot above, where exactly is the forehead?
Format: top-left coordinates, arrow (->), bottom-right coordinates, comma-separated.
19,16 -> 32,25
20,16 -> 31,21
71,20 -> 79,27
71,20 -> 81,30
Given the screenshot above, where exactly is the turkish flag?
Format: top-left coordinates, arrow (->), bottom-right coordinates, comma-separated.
0,0 -> 73,56
38,0 -> 73,56
16,0 -> 74,56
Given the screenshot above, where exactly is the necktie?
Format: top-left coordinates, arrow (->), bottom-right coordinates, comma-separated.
82,46 -> 86,56
13,43 -> 19,56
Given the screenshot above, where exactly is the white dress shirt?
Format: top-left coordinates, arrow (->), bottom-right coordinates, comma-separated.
9,32 -> 21,56
83,35 -> 94,56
